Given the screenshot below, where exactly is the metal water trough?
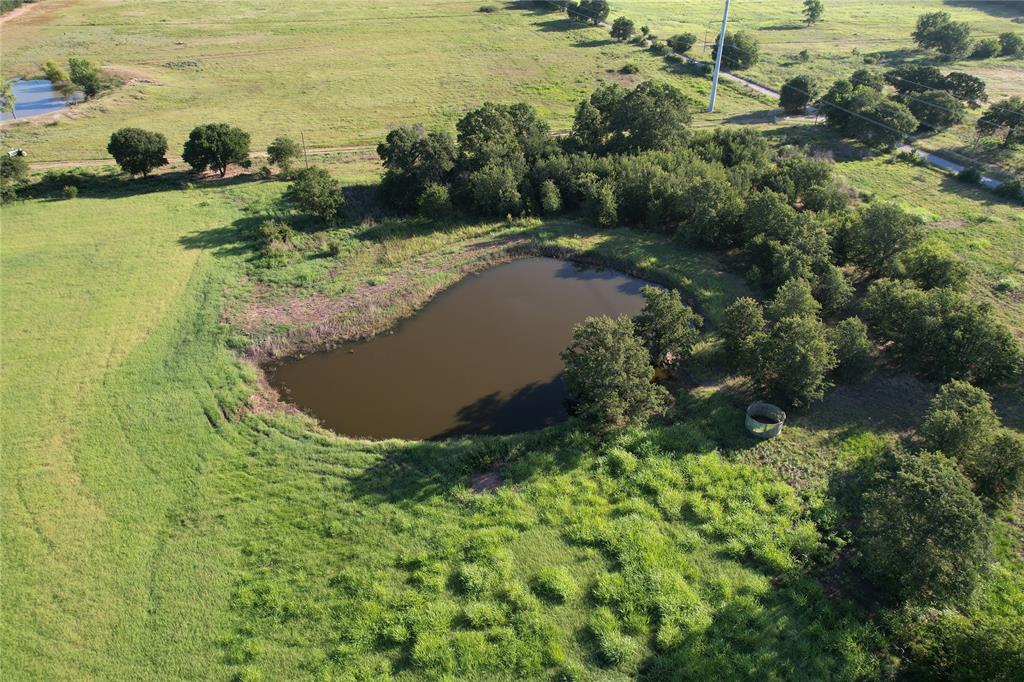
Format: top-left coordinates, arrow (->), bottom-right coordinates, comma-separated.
745,402 -> 786,439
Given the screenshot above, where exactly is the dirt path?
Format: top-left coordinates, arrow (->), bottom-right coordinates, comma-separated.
0,3 -> 35,26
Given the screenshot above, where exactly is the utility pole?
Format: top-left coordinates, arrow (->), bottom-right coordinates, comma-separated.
300,131 -> 309,169
708,0 -> 731,113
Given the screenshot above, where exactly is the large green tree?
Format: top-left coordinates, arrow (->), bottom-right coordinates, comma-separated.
978,96 -> 1024,147
106,128 -> 169,177
848,202 -> 923,279
753,314 -> 837,406
912,11 -> 973,59
182,123 -> 251,177
561,315 -> 668,429
860,449 -> 990,606
284,166 -> 344,224
632,286 -> 702,368
713,31 -> 760,70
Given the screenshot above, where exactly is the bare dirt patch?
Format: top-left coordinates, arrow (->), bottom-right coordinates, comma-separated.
470,471 -> 503,493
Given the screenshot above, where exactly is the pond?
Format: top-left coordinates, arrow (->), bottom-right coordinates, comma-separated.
268,257 -> 653,440
1,79 -> 81,121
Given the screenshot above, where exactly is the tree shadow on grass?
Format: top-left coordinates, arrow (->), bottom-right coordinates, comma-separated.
23,167 -> 266,201
503,0 -> 561,16
574,38 -> 616,49
944,0 -> 1023,19
177,215 -> 264,258
535,17 -> 588,33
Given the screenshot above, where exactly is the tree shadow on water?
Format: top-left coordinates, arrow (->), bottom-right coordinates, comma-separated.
346,378 -> 588,504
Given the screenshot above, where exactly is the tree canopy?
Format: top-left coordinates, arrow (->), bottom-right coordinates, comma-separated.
107,128 -> 169,177
182,123 -> 251,177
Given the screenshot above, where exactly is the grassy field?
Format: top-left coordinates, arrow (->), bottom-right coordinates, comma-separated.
2,2 -> 1024,680
0,0 -> 768,161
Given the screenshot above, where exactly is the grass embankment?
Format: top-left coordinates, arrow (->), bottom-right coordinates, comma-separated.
0,0 -> 766,162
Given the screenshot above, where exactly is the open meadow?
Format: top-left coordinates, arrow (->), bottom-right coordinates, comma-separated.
2,1 -> 1024,680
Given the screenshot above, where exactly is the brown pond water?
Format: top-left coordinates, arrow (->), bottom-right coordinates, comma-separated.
268,257 -> 652,440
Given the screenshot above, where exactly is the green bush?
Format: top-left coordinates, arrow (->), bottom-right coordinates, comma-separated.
999,31 -> 1024,57
666,32 -> 697,54
539,178 -> 562,214
561,315 -> 668,429
720,297 -> 766,371
531,567 -> 579,603
903,611 -> 1024,681
63,185 -> 79,200
610,16 -> 635,41
266,136 -> 301,172
971,37 -> 1000,59
107,128 -> 169,177
713,31 -> 760,70
860,449 -> 990,606
963,430 -> 1024,513
417,182 -> 453,220
849,202 -> 923,279
912,11 -> 972,59
779,75 -> 818,114
900,242 -> 968,290
284,166 -> 344,225
956,166 -> 982,184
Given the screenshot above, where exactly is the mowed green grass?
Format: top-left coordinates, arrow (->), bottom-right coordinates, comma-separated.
0,0 -> 765,161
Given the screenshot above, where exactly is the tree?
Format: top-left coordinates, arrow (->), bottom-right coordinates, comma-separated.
266,137 -> 301,172
903,611 -> 1024,681
106,128 -> 169,177
802,0 -> 824,26
900,242 -> 967,290
942,72 -> 987,106
900,89 -> 965,131
766,277 -> 820,321
567,0 -> 609,25
860,449 -> 990,606
42,60 -> 68,84
182,123 -> 251,177
721,297 -> 766,369
666,33 -> 697,54
0,79 -> 14,118
779,75 -> 818,114
608,80 -> 692,152
977,96 -> 1024,147
632,286 -> 702,368
284,166 -> 344,224
68,56 -> 104,98
999,31 -> 1024,57
920,380 -> 1000,462
610,17 -> 635,41
830,317 -> 873,381
920,380 -> 1024,512
964,431 -> 1024,512
561,315 -> 669,429
850,68 -> 884,92
713,31 -> 760,70
850,100 -> 918,147
848,202 -> 923,278
912,11 -> 973,59
753,315 -> 837,407
377,127 -> 457,210
1,154 -> 29,203
884,64 -> 947,95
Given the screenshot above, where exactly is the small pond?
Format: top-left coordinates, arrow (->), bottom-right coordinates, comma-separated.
268,257 -> 653,440
1,79 -> 81,121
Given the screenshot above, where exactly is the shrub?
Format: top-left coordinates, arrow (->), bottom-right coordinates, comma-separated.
999,31 -> 1024,57
531,568 -> 578,603
720,297 -> 766,370
851,99 -> 918,147
993,178 -> 1023,204
256,220 -> 293,246
539,178 -> 562,214
182,123 -> 251,177
610,17 -> 635,41
561,315 -> 669,429
713,31 -> 760,70
943,72 -> 988,106
0,154 -> 29,202
912,11 -> 972,59
956,166 -> 982,184
266,136 -> 301,172
632,286 -> 702,368
830,317 -> 872,380
42,59 -> 69,84
753,314 -> 837,407
779,75 -> 818,114
106,127 -> 169,177
417,182 -> 452,220
618,62 -> 639,75
903,611 -> 1024,681
850,68 -> 884,91
666,33 -> 697,54
284,166 -> 344,224
971,37 -> 1000,59
920,379 -> 998,463
591,181 -> 617,227
900,242 -> 968,290
859,449 -> 989,606
63,185 -> 79,199
68,56 -> 106,98
765,277 -> 820,321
